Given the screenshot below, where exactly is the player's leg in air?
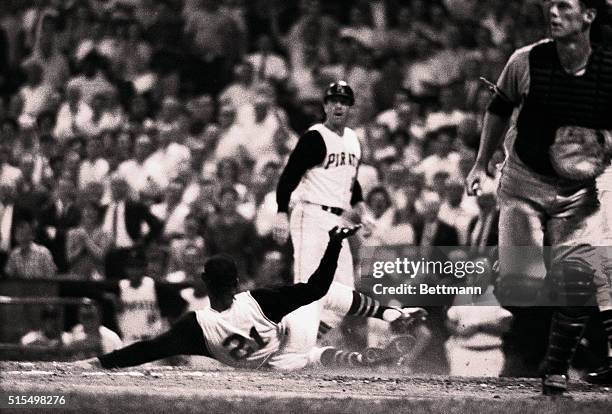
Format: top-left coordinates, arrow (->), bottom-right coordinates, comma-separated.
318,282 -> 427,366
269,281 -> 427,370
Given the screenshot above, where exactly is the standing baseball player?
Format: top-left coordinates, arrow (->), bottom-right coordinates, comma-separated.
465,0 -> 612,394
273,81 -> 365,362
79,226 -> 424,370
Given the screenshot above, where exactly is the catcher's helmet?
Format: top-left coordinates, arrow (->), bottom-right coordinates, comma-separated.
324,81 -> 355,106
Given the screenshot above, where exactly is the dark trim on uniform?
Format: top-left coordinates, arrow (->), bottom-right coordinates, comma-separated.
276,130 -> 326,213
249,238 -> 343,323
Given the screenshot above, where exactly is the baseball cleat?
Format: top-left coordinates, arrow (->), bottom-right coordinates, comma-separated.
542,373 -> 568,396
363,335 -> 416,366
389,307 -> 428,334
583,360 -> 612,385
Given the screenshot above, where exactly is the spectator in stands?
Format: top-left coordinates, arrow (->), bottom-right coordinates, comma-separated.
79,92 -> 115,138
156,96 -> 183,132
186,94 -> 216,131
66,51 -> 114,106
0,184 -> 33,273
235,83 -> 288,161
37,178 -> 81,273
25,10 -> 69,89
189,175 -> 218,223
165,244 -> 204,284
102,175 -> 162,280
184,0 -> 244,63
179,271 -> 210,312
215,157 -> 254,219
219,61 -> 257,108
205,185 -> 259,282
67,302 -> 122,357
20,305 -> 70,347
5,218 -> 57,279
167,213 -> 205,274
214,103 -> 248,160
414,127 -> 461,188
17,153 -> 50,213
151,178 -> 190,241
192,123 -> 222,176
248,34 -> 289,84
269,0 -> 336,101
116,134 -> 158,198
425,87 -> 467,133
253,160 -> 282,236
362,186 -> 397,246
17,60 -> 55,129
402,34 -> 438,99
66,201 -> 111,281
53,84 -> 91,143
146,125 -> 190,190
78,138 -> 109,190
320,36 -> 373,104
438,177 -> 477,245
413,191 -> 459,250
385,7 -> 418,55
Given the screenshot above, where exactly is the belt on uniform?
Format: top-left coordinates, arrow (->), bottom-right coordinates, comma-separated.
320,205 -> 344,216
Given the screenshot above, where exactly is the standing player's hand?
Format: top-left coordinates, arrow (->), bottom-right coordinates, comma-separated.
273,212 -> 290,244
465,164 -> 491,196
328,224 -> 362,242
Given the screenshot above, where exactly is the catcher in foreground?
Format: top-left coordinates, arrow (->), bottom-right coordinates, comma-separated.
466,0 -> 612,396
79,225 -> 426,371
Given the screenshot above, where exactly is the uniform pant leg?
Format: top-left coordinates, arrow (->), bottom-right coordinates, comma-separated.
275,204 -> 355,366
498,188 -> 548,287
597,189 -> 612,310
546,187 -> 609,309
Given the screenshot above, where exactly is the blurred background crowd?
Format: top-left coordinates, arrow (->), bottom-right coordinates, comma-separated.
0,0 -> 610,375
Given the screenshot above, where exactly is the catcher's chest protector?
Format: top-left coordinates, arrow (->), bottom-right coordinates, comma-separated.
514,42 -> 612,177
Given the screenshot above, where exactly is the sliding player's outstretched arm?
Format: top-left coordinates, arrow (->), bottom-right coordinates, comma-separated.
251,225 -> 361,323
85,312 -> 211,369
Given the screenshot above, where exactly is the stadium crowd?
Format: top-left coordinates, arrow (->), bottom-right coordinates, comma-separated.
1,0 -> 610,376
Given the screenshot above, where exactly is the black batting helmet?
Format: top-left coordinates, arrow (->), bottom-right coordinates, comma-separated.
324,81 -> 355,106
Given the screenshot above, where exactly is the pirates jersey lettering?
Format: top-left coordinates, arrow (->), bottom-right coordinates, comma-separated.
296,124 -> 361,210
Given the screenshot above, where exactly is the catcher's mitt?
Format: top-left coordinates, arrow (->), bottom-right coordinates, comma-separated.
549,126 -> 612,181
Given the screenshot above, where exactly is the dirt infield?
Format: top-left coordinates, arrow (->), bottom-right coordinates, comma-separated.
1,362 -> 611,413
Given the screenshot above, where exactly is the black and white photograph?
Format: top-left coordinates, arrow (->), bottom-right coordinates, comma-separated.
0,0 -> 611,413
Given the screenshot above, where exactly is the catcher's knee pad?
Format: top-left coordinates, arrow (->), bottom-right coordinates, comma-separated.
546,259 -> 597,307
494,273 -> 544,306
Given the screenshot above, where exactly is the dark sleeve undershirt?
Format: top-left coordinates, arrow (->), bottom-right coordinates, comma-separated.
250,238 -> 343,323
276,130 -> 326,213
98,312 -> 210,368
350,179 -> 363,206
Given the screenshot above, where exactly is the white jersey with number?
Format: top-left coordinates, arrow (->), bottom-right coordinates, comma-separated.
118,276 -> 164,344
296,123 -> 361,210
195,291 -> 283,369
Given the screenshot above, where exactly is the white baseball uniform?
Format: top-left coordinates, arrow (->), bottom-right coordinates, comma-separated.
276,123 -> 362,361
117,276 -> 164,344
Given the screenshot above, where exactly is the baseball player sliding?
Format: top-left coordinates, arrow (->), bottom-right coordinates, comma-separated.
78,226 -> 425,370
